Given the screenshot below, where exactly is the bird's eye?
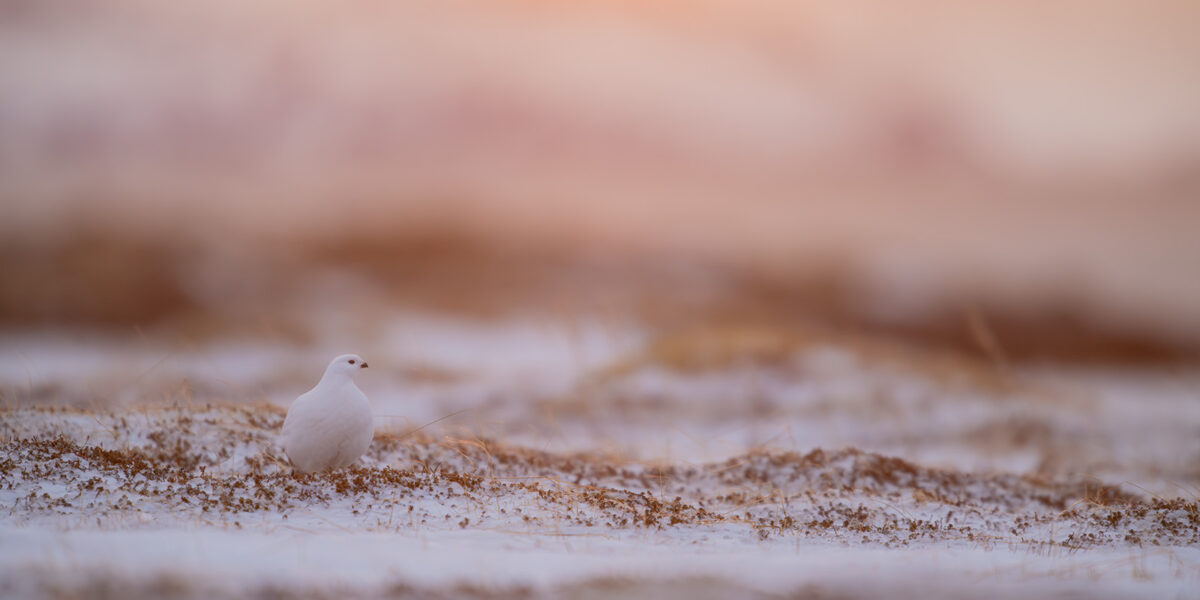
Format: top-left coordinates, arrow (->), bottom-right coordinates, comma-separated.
348,359 -> 356,365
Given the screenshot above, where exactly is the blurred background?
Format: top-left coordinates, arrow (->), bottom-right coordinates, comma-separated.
2,0 -> 1199,364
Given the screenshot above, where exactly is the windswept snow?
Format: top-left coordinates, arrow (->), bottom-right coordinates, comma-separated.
2,312 -> 1198,598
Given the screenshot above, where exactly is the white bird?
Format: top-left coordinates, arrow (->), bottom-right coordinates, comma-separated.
282,354 -> 374,474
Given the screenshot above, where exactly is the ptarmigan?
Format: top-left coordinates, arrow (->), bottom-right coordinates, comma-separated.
282,354 -> 374,473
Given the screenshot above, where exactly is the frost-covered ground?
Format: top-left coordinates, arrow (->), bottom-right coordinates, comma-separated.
2,312 -> 1199,599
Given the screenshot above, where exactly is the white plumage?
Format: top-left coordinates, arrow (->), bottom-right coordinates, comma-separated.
282,354 -> 374,473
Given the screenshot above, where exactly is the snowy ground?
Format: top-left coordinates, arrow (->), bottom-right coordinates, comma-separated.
2,312 -> 1199,598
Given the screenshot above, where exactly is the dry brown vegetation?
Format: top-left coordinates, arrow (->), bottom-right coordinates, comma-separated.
12,573 -> 843,600
4,405 -> 1197,554
3,228 -> 1198,366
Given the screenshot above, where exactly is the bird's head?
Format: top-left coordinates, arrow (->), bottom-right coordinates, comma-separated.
322,353 -> 369,381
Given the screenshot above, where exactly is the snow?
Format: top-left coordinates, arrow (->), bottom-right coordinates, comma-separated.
2,527 -> 1196,598
2,311 -> 1199,598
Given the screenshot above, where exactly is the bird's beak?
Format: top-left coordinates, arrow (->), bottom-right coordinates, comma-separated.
360,362 -> 369,369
